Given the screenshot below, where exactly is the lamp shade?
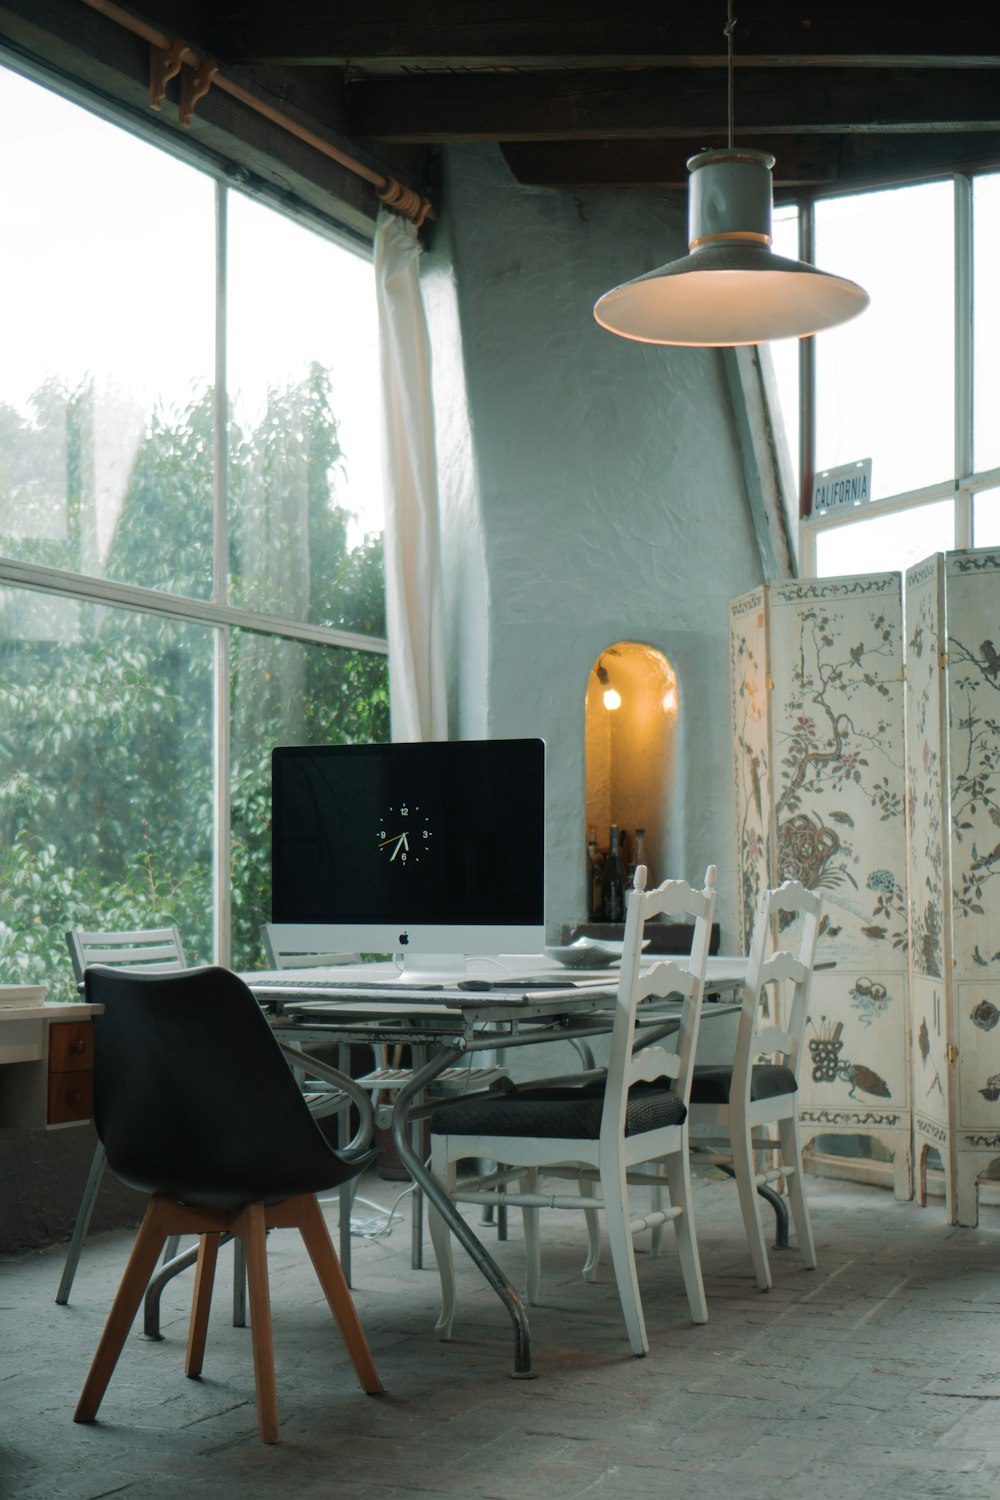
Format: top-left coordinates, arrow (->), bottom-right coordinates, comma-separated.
594,148 -> 869,347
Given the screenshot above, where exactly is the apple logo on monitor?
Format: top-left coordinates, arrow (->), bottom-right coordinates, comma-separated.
399,931 -> 410,946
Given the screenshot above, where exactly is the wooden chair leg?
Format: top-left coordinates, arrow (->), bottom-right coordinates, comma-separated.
185,1233 -> 221,1378
663,1149 -> 709,1325
294,1194 -> 384,1395
521,1167 -> 541,1305
232,1202 -> 280,1444
579,1174 -> 601,1282
74,1198 -> 172,1424
427,1142 -> 458,1340
600,1154 -> 648,1357
731,1120 -> 773,1292
778,1114 -> 817,1269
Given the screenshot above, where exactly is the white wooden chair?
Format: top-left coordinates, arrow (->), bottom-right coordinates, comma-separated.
688,880 -> 822,1291
57,926 -> 189,1308
426,864 -> 717,1356
260,925 -> 361,970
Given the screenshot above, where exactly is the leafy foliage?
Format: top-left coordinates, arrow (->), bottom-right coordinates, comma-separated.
0,368 -> 388,993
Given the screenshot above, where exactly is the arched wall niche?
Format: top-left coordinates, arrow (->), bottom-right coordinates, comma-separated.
585,641 -> 679,906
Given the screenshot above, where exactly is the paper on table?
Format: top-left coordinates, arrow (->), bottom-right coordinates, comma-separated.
0,985 -> 47,1006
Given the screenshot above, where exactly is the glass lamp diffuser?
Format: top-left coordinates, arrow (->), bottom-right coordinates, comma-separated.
594,148 -> 869,347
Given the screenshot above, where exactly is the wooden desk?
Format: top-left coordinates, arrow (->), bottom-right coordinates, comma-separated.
0,1001 -> 102,1130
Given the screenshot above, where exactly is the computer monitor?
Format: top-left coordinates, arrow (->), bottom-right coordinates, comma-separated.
270,737 -> 546,981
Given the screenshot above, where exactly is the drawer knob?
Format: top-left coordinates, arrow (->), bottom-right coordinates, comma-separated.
70,1038 -> 87,1056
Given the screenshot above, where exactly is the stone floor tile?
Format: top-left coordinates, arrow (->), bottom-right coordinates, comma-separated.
3,1171 -> 1000,1499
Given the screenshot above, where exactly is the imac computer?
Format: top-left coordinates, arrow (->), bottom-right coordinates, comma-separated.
270,737 -> 546,981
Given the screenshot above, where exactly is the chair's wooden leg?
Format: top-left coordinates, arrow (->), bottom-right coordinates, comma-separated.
601,1153 -> 648,1356
649,1173 -> 666,1258
579,1174 -> 601,1282
293,1194 -> 384,1395
778,1115 -> 817,1269
731,1120 -> 773,1291
185,1233 -> 221,1378
74,1198 -> 171,1423
521,1167 -> 541,1305
427,1141 -> 457,1340
231,1235 -> 247,1327
663,1148 -> 709,1324
232,1203 -> 280,1444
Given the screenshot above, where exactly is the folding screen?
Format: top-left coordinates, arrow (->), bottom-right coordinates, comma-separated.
906,548 -> 1000,1226
730,576 -> 913,1199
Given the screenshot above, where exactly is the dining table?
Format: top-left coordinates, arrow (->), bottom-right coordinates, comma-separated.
242,953 -> 750,1378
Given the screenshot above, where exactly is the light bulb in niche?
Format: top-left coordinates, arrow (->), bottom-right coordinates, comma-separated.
603,685 -> 622,711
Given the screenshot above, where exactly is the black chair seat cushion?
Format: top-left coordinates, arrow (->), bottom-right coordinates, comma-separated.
689,1063 -> 797,1105
431,1083 -> 686,1140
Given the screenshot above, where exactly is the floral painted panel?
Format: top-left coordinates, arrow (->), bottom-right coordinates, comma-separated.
729,589 -> 772,951
799,968 -> 910,1137
766,577 -> 907,970
910,974 -> 950,1149
904,557 -> 947,982
957,981 -> 1000,1132
945,549 -> 1000,983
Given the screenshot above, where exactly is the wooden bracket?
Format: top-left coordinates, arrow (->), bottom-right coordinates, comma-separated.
149,40 -> 186,111
179,59 -> 219,127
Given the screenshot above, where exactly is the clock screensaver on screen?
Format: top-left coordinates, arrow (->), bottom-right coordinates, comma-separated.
271,739 -> 545,927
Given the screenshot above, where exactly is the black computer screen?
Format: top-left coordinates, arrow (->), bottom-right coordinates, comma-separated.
271,738 -> 545,927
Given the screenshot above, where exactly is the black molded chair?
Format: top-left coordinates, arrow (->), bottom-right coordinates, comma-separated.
74,965 -> 383,1444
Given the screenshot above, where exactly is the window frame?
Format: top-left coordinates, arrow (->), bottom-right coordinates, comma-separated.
793,170 -> 1000,574
0,59 -> 389,967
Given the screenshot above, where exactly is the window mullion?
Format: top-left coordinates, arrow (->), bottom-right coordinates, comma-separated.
955,173 -> 974,549
213,180 -> 232,965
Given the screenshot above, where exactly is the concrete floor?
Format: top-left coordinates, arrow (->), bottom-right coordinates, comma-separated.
1,1168 -> 999,1500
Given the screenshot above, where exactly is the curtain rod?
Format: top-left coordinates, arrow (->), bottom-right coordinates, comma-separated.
78,0 -> 434,226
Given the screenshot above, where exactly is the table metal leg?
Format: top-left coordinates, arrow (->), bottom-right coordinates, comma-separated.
714,1161 -> 790,1246
392,1046 -> 535,1379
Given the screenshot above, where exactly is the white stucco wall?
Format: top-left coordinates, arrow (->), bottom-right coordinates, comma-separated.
425,145 -> 767,949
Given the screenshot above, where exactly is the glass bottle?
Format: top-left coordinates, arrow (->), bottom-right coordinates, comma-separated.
633,827 -> 647,881
586,826 -> 602,921
602,824 -> 625,924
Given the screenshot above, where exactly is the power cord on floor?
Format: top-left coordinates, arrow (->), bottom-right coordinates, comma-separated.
319,1180 -> 419,1240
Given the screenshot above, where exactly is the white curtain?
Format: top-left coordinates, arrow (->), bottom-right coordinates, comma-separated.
374,207 -> 448,743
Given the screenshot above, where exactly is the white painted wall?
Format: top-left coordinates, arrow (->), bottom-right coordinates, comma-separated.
425,145 -> 768,950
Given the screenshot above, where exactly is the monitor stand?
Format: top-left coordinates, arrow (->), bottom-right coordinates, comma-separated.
394,951 -> 468,985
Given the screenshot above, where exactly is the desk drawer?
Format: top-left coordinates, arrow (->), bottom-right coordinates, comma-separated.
48,1070 -> 94,1124
49,1021 -> 95,1071
47,1021 -> 95,1124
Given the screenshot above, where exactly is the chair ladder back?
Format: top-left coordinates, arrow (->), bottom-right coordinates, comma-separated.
603,864 -> 717,1139
665,865 -> 717,1106
260,924 -> 359,969
774,884 -> 822,1080
735,881 -> 822,1091
66,926 -> 187,983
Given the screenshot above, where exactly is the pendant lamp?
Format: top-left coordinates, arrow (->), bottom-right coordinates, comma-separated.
593,8 -> 869,347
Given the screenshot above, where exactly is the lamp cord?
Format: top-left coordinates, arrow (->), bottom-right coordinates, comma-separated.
725,3 -> 737,151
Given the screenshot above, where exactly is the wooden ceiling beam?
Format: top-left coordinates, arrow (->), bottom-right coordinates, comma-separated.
211,1 -> 1000,70
501,132 -> 1000,195
349,67 -> 1000,144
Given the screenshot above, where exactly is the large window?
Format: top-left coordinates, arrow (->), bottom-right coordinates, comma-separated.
0,65 -> 388,992
771,173 -> 1000,576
